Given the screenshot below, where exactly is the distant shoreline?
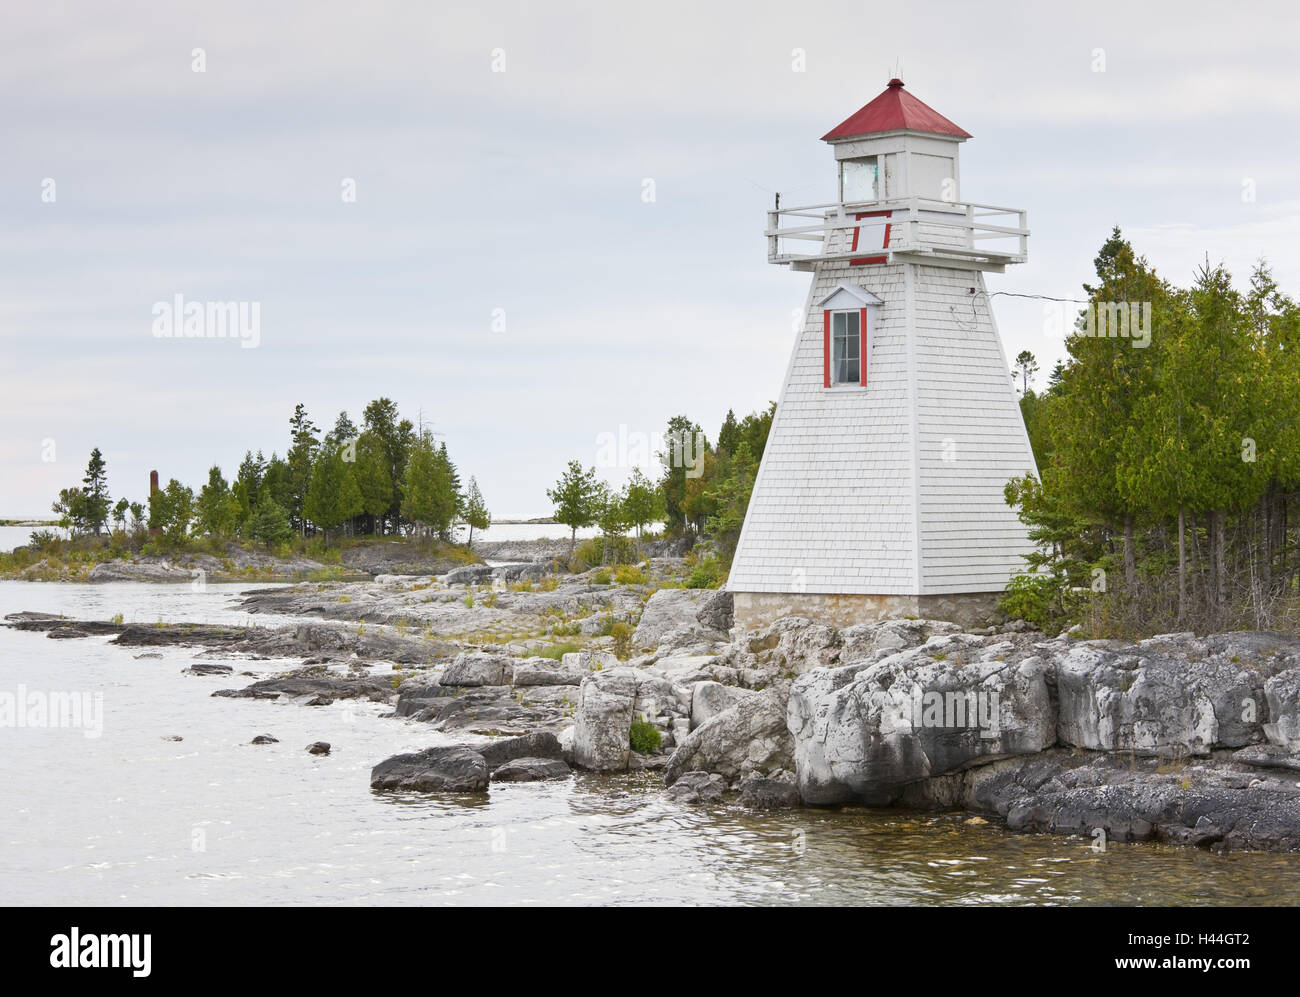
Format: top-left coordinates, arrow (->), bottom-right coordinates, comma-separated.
0,519 -> 58,527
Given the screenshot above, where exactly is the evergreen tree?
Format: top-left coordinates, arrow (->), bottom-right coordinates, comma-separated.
1013,350 -> 1039,393
716,409 -> 740,457
305,444 -> 364,543
462,476 -> 491,546
197,466 -> 240,537
286,403 -> 319,536
704,440 -> 757,562
81,448 -> 111,536
657,415 -> 705,533
362,398 -> 413,533
354,430 -> 393,536
248,491 -> 293,549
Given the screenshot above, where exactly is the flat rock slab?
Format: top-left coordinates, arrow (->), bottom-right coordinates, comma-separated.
490,757 -> 572,782
370,746 -> 489,793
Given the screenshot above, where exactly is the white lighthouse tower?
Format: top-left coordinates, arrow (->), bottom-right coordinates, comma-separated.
729,79 -> 1038,630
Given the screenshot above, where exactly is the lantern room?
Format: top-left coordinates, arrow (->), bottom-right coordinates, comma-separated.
822,78 -> 971,204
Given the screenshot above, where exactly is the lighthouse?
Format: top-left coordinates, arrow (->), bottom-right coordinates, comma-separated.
729,80 -> 1038,630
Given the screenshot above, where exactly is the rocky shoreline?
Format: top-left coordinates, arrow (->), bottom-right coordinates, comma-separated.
11,561 -> 1300,853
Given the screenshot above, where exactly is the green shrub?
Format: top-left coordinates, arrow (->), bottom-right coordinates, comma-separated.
592,570 -> 612,585
685,555 -> 723,589
629,720 -> 661,755
527,641 -> 582,660
610,621 -> 633,659
614,564 -> 647,585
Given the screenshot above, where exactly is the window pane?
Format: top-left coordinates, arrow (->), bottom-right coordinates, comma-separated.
845,359 -> 859,382
845,312 -> 859,335
832,311 -> 846,336
842,158 -> 878,202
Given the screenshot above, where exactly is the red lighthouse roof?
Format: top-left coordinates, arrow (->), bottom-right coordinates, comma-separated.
822,79 -> 971,141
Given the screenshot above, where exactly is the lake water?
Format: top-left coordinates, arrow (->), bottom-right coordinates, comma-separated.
3,580 -> 1300,906
0,522 -> 601,554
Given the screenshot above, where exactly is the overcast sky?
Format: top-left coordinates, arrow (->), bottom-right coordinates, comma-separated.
3,0 -> 1298,517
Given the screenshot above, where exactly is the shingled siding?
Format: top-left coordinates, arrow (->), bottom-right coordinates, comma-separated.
729,218 -> 917,595
912,265 -> 1038,593
730,220 -> 1038,597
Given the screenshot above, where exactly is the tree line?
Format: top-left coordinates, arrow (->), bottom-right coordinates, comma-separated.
547,404 -> 775,566
1006,227 -> 1300,636
51,397 -> 492,549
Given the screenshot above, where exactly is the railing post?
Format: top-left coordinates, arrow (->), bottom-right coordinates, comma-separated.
1019,210 -> 1028,259
767,210 -> 778,262
907,196 -> 918,249
966,202 -> 976,250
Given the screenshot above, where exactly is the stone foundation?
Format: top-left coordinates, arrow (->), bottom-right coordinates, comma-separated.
731,591 -> 1003,631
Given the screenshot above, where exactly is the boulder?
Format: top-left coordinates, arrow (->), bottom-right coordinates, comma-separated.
491,757 -> 572,782
87,560 -> 194,583
787,650 -> 1053,805
477,731 -> 564,771
695,589 -> 734,632
572,670 -> 638,771
1055,640 -> 1266,755
572,668 -> 691,771
513,650 -> 614,687
394,679 -> 448,718
369,746 -> 489,793
441,651 -> 514,687
690,681 -> 757,729
664,770 -> 725,804
665,689 -> 793,785
739,775 -> 801,809
443,565 -> 495,586
1265,669 -> 1300,750
184,663 -> 233,676
631,589 -> 729,652
743,616 -> 843,675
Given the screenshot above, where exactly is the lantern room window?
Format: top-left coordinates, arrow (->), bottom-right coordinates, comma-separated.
841,157 -> 878,203
830,311 -> 860,384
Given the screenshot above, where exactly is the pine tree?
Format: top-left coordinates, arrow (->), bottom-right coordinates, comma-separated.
462,477 -> 491,546
362,398 -> 413,534
354,430 -> 393,536
248,491 -> 293,549
286,403 -> 319,536
81,448 -> 111,536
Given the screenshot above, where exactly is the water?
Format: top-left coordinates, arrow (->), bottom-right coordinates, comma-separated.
3,580 -> 1300,906
0,524 -> 65,553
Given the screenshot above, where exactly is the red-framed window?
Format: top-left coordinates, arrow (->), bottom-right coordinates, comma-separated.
850,209 -> 891,266
823,307 -> 869,388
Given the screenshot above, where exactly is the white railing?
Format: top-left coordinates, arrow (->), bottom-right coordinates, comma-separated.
766,196 -> 1028,268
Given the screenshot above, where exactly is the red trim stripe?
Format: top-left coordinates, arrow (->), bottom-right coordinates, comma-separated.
859,307 -> 868,386
823,310 -> 831,388
850,209 -> 891,266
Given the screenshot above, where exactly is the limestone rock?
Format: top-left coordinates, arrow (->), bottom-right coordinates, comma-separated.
369,746 -> 489,793
665,690 -> 792,785
441,651 -> 514,687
